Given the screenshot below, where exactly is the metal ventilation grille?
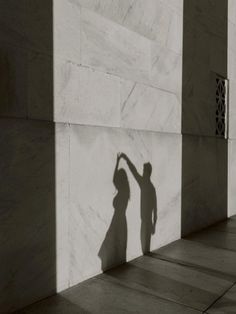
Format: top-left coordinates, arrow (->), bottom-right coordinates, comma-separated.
216,75 -> 228,138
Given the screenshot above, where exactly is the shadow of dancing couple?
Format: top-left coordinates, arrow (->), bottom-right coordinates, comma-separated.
98,153 -> 157,272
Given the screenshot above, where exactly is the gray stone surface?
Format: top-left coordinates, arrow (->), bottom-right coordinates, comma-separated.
28,52 -> 53,121
207,284 -> 236,314
0,1 -> 53,121
181,0 -> 228,242
0,1 -> 53,55
211,217 -> 236,234
57,124 -> 181,288
17,277 -> 201,314
154,239 -> 236,280
16,217 -> 236,313
182,0 -> 227,137
104,255 -> 232,311
182,135 -> 227,236
228,140 -> 236,217
0,44 -> 28,118
228,2 -> 236,140
187,228 -> 236,252
0,119 -> 56,313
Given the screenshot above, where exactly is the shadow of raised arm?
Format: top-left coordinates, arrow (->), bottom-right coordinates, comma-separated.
120,153 -> 142,186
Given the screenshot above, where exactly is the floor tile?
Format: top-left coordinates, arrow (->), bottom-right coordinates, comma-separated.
187,228 -> 236,252
17,277 -> 201,314
103,255 -> 232,311
207,284 -> 236,314
211,217 -> 236,234
152,239 -> 236,280
16,217 -> 236,314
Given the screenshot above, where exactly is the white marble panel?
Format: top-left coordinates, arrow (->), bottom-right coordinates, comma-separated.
65,125 -> 181,287
228,46 -> 236,139
229,0 -> 236,25
228,140 -> 236,217
165,0 -> 183,13
165,7 -> 183,55
72,0 -> 183,54
123,0 -> 182,54
121,80 -> 181,133
54,59 -> 121,127
70,0 -> 134,26
81,8 -> 150,83
228,21 -> 236,53
56,123 -> 70,292
229,48 -> 236,80
228,19 -> 236,134
228,79 -> 236,139
54,0 -> 81,63
150,42 -> 182,96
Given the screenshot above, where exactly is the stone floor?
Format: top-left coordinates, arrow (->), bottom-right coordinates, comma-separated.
16,216 -> 236,314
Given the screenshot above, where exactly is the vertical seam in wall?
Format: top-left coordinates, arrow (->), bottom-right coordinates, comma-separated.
68,123 -> 71,287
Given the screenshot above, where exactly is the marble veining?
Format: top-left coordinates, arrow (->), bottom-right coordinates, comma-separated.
81,8 -> 151,83
121,80 -> 181,133
150,42 -> 182,96
70,0 -> 182,54
54,59 -> 121,127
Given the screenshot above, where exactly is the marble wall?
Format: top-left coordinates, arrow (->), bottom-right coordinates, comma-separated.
0,1 -> 55,313
56,124 -> 182,289
182,135 -> 227,236
54,0 -> 183,132
0,120 -> 56,313
181,0 -> 228,236
182,0 -> 228,137
55,0 -> 183,292
228,0 -> 236,217
2,0 -> 235,311
1,0 -> 184,311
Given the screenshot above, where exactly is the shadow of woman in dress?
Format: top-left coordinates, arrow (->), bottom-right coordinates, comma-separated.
98,154 -> 130,272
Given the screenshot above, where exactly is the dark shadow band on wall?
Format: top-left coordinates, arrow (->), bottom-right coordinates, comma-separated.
0,1 -> 55,312
181,0 -> 228,236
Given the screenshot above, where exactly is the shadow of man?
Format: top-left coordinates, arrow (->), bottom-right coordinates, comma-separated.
98,154 -> 130,271
121,153 -> 157,254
